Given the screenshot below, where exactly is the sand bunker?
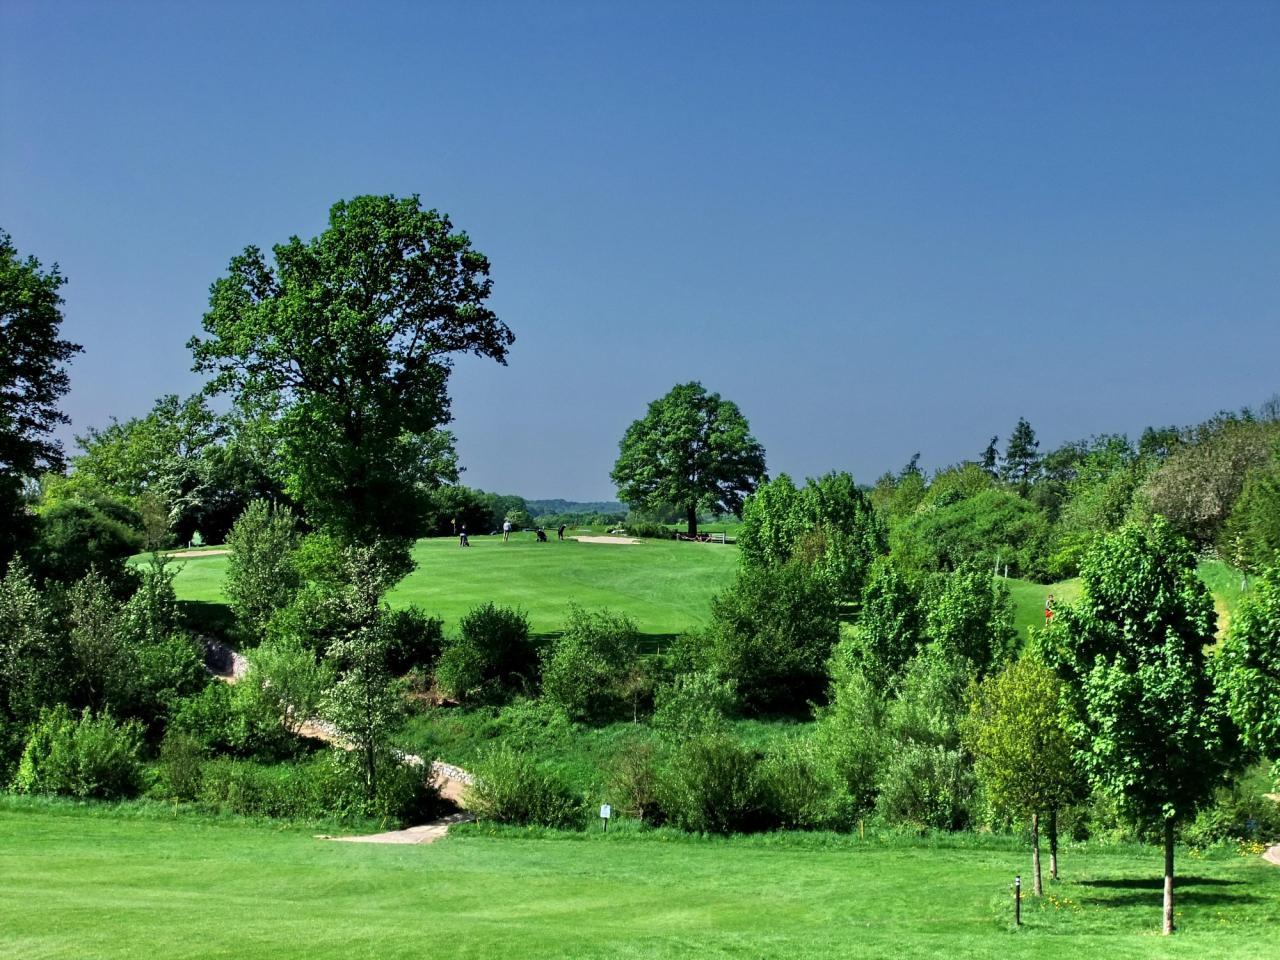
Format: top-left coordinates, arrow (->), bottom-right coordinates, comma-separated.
574,535 -> 642,545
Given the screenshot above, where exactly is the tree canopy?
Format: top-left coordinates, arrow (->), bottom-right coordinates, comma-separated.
1044,517 -> 1237,934
189,195 -> 511,552
611,382 -> 765,537
1,230 -> 82,566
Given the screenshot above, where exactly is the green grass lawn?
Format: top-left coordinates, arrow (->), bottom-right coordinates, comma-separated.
3,800 -> 1277,959
1002,575 -> 1083,642
159,534 -> 739,639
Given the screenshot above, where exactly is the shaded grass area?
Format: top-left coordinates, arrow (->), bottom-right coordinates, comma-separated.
153,534 -> 738,639
3,800 -> 1277,960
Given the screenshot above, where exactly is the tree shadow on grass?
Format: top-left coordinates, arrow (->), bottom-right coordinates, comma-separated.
1075,876 -> 1259,908
1078,876 -> 1244,889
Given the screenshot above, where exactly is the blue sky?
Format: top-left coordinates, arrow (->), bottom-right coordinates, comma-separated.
2,1 -> 1277,499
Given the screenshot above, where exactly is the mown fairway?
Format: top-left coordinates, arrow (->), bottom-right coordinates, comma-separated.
3,803 -> 1278,960
163,542 -> 1241,645
162,535 -> 739,638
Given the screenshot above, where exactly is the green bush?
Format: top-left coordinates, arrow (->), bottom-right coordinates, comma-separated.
224,501 -> 301,638
757,736 -> 849,831
1182,766 -> 1280,846
155,730 -> 207,801
656,732 -> 761,834
539,606 -> 639,721
196,750 -> 437,826
435,604 -> 536,702
466,743 -> 584,828
385,608 -> 445,675
889,488 -> 1053,581
608,739 -> 662,824
703,562 -> 839,712
813,667 -> 888,813
13,705 -> 143,800
652,670 -> 737,741
33,495 -> 142,588
874,741 -> 975,831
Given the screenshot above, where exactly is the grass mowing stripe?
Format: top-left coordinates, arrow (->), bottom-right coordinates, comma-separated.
3,804 -> 1277,959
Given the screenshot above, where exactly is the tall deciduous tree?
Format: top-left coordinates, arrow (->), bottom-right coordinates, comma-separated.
1044,518 -> 1237,935
0,231 -> 82,566
612,382 -> 765,538
189,195 -> 511,557
967,655 -> 1083,894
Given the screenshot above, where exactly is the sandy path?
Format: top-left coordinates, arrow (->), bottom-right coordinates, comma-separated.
574,535 -> 642,545
167,548 -> 231,559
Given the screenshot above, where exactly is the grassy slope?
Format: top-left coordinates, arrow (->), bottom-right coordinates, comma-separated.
3,801 -> 1277,960
161,534 -> 738,639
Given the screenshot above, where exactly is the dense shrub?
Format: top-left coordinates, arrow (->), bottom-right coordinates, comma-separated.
224,501 -> 301,637
621,521 -> 677,540
155,730 -> 207,801
1182,766 -> 1280,846
652,670 -> 737,741
384,608 -> 445,674
757,736 -> 849,830
169,678 -> 295,760
13,705 -> 143,800
739,472 -> 887,602
540,606 -> 639,721
608,740 -> 662,823
890,488 -> 1053,581
874,741 -> 975,831
834,558 -> 921,691
466,744 -> 584,828
656,733 -> 761,834
703,562 -> 839,712
0,559 -> 72,730
196,750 -> 437,825
435,604 -> 536,702
813,667 -> 888,813
921,565 -> 1016,678
33,495 -> 142,588
238,636 -> 333,740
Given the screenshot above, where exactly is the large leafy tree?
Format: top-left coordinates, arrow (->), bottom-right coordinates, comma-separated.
189,195 -> 512,554
0,231 -> 82,566
612,382 -> 765,538
1043,517 -> 1238,935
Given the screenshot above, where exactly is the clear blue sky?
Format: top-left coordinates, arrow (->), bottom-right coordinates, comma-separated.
3,1 -> 1277,500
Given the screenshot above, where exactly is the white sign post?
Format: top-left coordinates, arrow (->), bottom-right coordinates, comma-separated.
599,803 -> 611,832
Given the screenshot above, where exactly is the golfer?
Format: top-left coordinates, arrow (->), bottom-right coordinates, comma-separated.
503,519 -> 512,543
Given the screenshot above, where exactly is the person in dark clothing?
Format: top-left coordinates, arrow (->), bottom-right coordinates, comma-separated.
459,525 -> 469,547
557,524 -> 566,541
535,528 -> 548,542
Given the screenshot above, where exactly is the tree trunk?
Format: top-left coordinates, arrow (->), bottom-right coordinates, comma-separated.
1031,811 -> 1043,896
686,505 -> 698,539
1049,808 -> 1059,881
1163,818 -> 1175,935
